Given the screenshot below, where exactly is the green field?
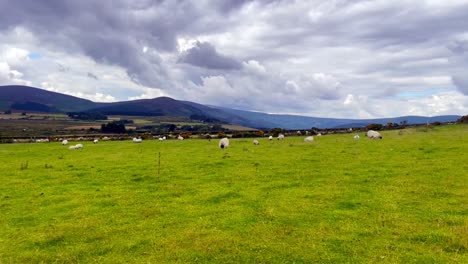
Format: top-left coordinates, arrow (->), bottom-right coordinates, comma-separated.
0,125 -> 467,263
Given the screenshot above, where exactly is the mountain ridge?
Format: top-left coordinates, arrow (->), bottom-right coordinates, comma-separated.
0,85 -> 462,129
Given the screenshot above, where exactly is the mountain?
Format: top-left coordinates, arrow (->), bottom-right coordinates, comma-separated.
0,85 -> 462,129
0,85 -> 97,112
214,107 -> 461,129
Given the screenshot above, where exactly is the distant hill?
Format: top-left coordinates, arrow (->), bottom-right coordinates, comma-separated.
213,107 -> 461,129
0,85 -> 462,129
0,85 -> 97,112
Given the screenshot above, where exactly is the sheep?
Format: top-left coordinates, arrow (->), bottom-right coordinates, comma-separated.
178,135 -> 184,140
93,139 -> 99,144
163,136 -> 167,140
277,134 -> 285,140
304,136 -> 314,142
62,139 -> 68,145
102,136 -> 110,141
367,130 -> 382,139
133,137 -> 142,143
158,137 -> 164,141
253,139 -> 259,145
354,134 -> 360,140
268,135 -> 273,141
69,143 -> 83,150
219,137 -> 229,149
317,133 -> 322,137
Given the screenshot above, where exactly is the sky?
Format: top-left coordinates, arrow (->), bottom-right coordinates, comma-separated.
0,0 -> 467,118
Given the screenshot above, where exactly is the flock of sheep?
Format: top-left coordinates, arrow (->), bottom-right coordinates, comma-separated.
59,130 -> 383,150
216,130 -> 382,149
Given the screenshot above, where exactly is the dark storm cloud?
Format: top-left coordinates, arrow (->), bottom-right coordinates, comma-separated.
178,42 -> 242,70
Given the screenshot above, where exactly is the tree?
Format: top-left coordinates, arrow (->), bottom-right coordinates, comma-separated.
101,121 -> 126,133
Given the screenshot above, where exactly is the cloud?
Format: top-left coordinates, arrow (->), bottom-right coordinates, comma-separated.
127,88 -> 166,100
452,75 -> 468,95
87,72 -> 98,80
178,41 -> 242,70
0,1 -> 467,118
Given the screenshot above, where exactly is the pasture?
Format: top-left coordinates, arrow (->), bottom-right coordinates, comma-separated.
0,125 -> 467,263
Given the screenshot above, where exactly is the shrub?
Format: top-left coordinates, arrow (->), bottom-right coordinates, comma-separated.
101,121 -> 126,133
457,115 -> 468,124
366,123 -> 383,131
217,132 -> 226,138
179,132 -> 192,139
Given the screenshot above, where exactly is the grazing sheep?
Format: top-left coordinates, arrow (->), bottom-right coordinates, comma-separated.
219,137 -> 229,149
62,139 -> 68,145
158,137 -> 164,141
277,134 -> 285,140
133,137 -> 142,143
304,136 -> 314,142
69,143 -> 83,150
253,139 -> 259,145
317,133 -> 322,137
269,135 -> 273,141
163,136 -> 167,140
354,134 -> 360,140
93,139 -> 98,144
367,130 -> 382,139
178,136 -> 184,140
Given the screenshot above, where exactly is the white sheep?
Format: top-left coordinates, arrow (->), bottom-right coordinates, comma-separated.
178,136 -> 184,140
354,134 -> 360,140
163,136 -> 167,140
133,137 -> 142,143
69,143 -> 83,150
367,130 -> 382,139
317,133 -> 322,137
304,136 -> 314,142
93,139 -> 99,144
277,134 -> 285,140
269,135 -> 273,141
62,139 -> 68,145
219,137 -> 229,149
158,137 -> 164,141
102,136 -> 110,141
253,139 -> 259,145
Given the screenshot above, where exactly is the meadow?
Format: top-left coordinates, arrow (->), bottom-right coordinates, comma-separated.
0,125 -> 467,263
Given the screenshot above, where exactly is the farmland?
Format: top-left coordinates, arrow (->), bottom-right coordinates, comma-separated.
0,125 -> 467,263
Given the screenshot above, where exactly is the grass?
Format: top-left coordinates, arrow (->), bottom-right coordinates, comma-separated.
0,125 -> 467,263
